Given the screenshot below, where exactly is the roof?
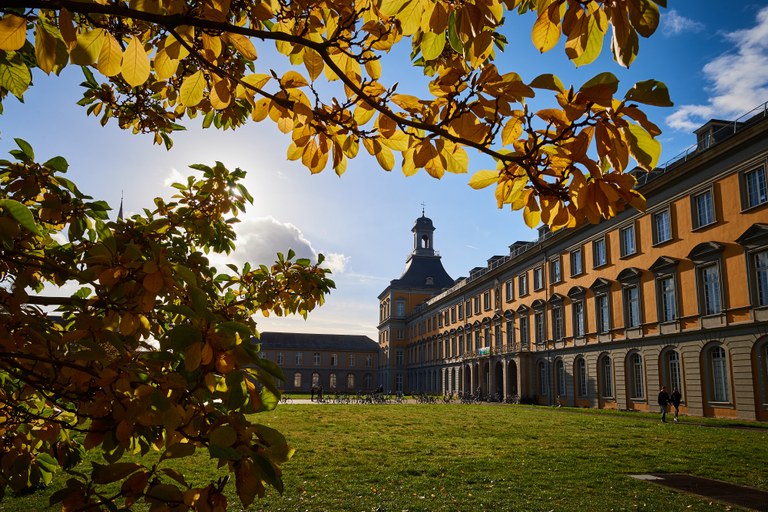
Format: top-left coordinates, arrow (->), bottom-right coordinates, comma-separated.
392,255 -> 454,290
257,332 -> 380,352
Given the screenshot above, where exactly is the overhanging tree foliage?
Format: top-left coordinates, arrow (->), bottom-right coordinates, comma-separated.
0,0 -> 672,510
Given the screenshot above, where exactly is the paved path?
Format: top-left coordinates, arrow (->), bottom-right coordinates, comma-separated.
631,474 -> 768,511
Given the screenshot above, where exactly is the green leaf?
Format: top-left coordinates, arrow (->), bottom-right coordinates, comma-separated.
447,11 -> 463,54
43,155 -> 69,172
91,462 -> 141,484
624,79 -> 673,107
208,444 -> 242,461
0,199 -> 40,235
529,73 -> 565,93
421,31 -> 445,61
14,138 -> 34,161
0,52 -> 31,99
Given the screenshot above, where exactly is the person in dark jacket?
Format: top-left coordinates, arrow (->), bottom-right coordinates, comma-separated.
670,388 -> 682,423
658,386 -> 671,422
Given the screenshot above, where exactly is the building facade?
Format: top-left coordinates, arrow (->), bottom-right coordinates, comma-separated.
259,332 -> 380,393
378,104 -> 768,420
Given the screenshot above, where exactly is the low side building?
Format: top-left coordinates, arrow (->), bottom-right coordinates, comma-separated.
258,332 -> 380,393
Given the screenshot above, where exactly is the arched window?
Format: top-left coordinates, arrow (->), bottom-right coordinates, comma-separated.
576,357 -> 588,398
600,355 -> 613,398
346,373 -> 355,390
555,359 -> 566,398
312,372 -> 320,387
293,372 -> 302,389
628,352 -> 644,399
710,346 -> 730,402
329,373 -> 337,389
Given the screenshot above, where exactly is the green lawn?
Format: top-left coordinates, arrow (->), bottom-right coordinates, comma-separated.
3,404 -> 767,511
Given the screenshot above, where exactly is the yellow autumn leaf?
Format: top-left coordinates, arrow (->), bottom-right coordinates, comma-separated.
624,122 -> 660,170
179,70 -> 206,107
210,78 -> 232,110
70,28 -> 105,66
226,32 -> 257,60
281,70 -> 308,89
468,170 -> 500,190
374,144 -> 395,171
364,57 -> 381,80
303,48 -> 324,81
391,94 -> 423,112
34,22 -> 67,75
121,36 -> 150,87
397,0 -> 425,36
154,47 -> 179,80
531,1 -> 563,53
97,32 -> 123,77
0,14 -> 26,51
523,192 -> 541,228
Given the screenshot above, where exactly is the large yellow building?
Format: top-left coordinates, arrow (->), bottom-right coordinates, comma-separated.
378,104 -> 768,420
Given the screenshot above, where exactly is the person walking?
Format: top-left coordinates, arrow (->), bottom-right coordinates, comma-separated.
670,388 -> 682,423
658,386 -> 671,423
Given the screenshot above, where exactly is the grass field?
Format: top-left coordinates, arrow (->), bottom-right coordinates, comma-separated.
2,404 -> 767,511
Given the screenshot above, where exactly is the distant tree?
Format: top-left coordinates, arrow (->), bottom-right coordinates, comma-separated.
0,0 -> 671,510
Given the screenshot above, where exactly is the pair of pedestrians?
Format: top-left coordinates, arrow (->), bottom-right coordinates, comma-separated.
658,386 -> 682,423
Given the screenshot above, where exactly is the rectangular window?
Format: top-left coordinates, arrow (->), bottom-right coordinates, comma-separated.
624,285 -> 641,328
330,354 -> 338,366
619,224 -> 636,258
658,276 -> 677,322
366,355 -> 372,368
534,311 -> 545,343
483,291 -> 491,311
533,266 -> 544,291
551,305 -> 563,341
277,353 -> 284,365
466,300 -> 472,317
295,352 -> 303,366
458,303 -> 464,320
506,319 -> 515,345
505,280 -> 514,302
450,307 -> 456,323
701,264 -> 722,315
473,296 -> 481,315
395,350 -> 403,367
712,348 -> 729,402
570,248 -> 583,276
596,293 -> 610,334
550,258 -> 562,284
692,188 -> 716,229
757,250 -> 768,307
652,209 -> 672,245
313,352 -> 321,366
520,316 -> 529,346
573,300 -> 585,337
631,355 -> 644,399
593,238 -> 607,268
395,300 -> 406,317
348,354 -> 355,367
519,273 -> 529,296
743,166 -> 768,209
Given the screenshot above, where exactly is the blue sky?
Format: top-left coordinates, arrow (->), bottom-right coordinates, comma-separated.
2,2 -> 767,341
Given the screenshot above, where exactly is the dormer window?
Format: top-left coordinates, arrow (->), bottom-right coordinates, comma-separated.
425,277 -> 434,285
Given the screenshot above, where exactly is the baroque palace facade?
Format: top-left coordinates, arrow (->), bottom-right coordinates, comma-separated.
378,104 -> 768,420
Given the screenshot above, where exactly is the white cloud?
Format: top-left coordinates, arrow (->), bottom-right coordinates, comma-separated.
666,7 -> 768,131
163,167 -> 186,187
661,10 -> 704,37
208,216 -> 349,275
322,252 -> 351,273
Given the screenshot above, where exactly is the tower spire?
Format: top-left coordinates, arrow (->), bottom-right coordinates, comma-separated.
117,191 -> 124,221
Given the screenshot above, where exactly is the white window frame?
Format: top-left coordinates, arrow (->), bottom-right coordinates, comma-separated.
550,257 -> 562,284
629,353 -> 645,400
710,346 -> 730,403
600,356 -> 613,398
741,165 -> 768,210
533,266 -> 544,291
691,187 -> 716,230
652,207 -> 672,245
619,223 -> 637,258
519,273 -> 529,297
576,358 -> 588,398
570,247 -> 584,277
593,237 -> 607,268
